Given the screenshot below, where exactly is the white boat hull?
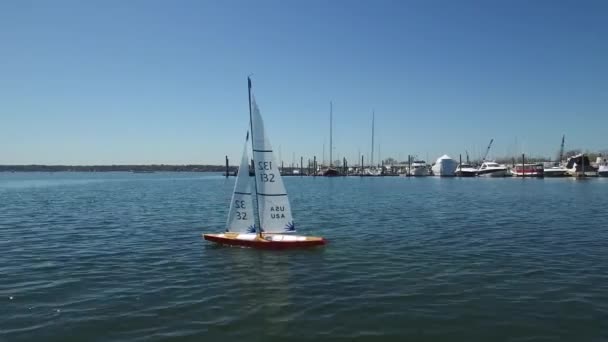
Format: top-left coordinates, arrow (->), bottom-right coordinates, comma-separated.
544,168 -> 569,177
478,169 -> 508,177
410,168 -> 429,176
567,170 -> 598,177
454,165 -> 478,177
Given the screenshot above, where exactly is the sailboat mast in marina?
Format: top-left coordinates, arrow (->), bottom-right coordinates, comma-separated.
322,101 -> 339,176
203,78 -> 325,249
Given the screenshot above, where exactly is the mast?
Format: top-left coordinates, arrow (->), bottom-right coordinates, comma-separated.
371,110 -> 375,167
558,134 -> 565,163
248,77 -> 262,236
322,142 -> 325,167
329,101 -> 333,167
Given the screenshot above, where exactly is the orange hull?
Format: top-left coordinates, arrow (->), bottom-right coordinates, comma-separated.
203,233 -> 325,249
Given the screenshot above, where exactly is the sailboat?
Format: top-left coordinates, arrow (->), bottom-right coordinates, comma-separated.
203,78 -> 326,249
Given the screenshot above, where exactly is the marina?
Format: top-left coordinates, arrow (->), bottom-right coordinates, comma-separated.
213,128 -> 606,180
217,151 -> 608,180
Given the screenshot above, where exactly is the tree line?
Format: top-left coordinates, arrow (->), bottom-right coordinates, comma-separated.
0,164 -> 235,172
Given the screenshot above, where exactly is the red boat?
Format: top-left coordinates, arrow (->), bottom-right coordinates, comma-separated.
203,233 -> 326,249
510,163 -> 544,177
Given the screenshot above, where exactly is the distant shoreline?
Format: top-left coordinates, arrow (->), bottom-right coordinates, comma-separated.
0,165 -> 237,172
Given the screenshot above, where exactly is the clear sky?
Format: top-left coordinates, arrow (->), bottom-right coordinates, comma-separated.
1,0 -> 607,165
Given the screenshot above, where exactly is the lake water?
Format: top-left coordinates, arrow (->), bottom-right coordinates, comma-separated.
1,172 -> 607,341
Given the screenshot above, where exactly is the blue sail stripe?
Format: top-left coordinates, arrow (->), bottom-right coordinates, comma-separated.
233,192 -> 252,195
257,193 -> 287,197
253,149 -> 273,152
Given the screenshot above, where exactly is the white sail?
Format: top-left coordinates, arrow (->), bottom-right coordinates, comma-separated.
250,94 -> 296,233
225,132 -> 256,233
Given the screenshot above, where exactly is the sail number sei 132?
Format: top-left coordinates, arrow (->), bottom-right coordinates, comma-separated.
258,161 -> 275,182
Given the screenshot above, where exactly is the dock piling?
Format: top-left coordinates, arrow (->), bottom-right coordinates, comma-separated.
225,155 -> 229,177
408,155 -> 411,177
459,154 -> 462,177
361,155 -> 364,176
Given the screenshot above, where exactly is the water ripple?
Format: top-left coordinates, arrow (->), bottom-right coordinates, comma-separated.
1,173 -> 607,341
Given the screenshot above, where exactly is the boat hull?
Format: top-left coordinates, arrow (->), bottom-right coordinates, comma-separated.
511,172 -> 543,177
322,168 -> 340,177
409,168 -> 429,176
544,169 -> 569,177
477,170 -> 508,177
455,171 -> 477,177
203,233 -> 325,249
567,170 -> 598,177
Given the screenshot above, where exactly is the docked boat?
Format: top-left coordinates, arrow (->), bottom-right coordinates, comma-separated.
543,165 -> 569,177
431,155 -> 458,176
596,155 -> 608,177
409,160 -> 429,176
543,135 -> 569,177
203,78 -> 325,249
510,163 -> 544,177
454,163 -> 478,177
322,167 -> 340,176
565,154 -> 598,177
477,161 -> 509,177
362,168 -> 382,176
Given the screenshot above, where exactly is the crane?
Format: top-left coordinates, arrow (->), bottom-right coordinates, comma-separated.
481,139 -> 494,162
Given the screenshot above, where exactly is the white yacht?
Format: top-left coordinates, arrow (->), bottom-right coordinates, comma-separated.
596,156 -> 608,177
543,135 -> 569,177
431,155 -> 458,176
454,163 -> 478,177
544,165 -> 569,177
477,161 -> 508,177
409,160 -> 429,176
565,154 -> 597,177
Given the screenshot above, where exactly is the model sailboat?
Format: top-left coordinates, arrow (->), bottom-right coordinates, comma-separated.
203,78 -> 325,249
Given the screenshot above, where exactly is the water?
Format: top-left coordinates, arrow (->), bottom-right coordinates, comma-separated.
1,172 -> 607,341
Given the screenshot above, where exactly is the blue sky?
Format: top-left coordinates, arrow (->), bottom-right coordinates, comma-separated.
1,0 -> 607,165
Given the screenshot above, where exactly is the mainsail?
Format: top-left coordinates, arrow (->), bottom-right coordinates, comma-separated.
225,132 -> 256,233
249,93 -> 296,233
